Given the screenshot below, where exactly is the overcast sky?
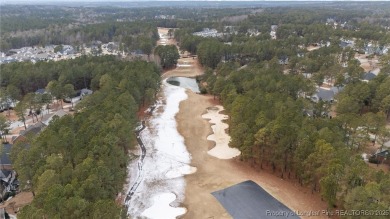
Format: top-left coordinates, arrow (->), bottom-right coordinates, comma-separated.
1,0 -> 386,5
4,0 -> 386,2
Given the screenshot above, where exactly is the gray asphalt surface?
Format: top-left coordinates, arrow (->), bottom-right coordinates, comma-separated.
212,180 -> 301,219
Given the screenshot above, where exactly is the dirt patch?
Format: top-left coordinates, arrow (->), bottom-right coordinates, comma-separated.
157,27 -> 175,35
355,53 -> 380,72
0,192 -> 33,215
1,110 -> 18,122
307,45 -> 321,51
137,104 -> 151,120
367,162 -> 389,173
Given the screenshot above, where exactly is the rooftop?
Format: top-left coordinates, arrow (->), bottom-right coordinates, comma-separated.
212,180 -> 300,219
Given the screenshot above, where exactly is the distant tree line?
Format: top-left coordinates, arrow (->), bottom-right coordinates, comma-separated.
0,21 -> 159,53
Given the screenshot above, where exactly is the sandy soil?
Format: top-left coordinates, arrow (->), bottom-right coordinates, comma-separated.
202,105 -> 241,159
355,53 -> 380,72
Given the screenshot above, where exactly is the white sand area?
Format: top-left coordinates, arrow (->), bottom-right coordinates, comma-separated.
202,105 -> 241,159
141,192 -> 187,219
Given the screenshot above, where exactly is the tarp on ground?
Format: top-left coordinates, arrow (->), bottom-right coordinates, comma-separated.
211,180 -> 301,219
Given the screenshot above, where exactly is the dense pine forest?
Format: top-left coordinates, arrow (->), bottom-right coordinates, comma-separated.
199,60 -> 390,212
3,56 -> 160,218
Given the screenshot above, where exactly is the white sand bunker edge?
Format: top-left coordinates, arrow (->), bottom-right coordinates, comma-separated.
202,105 -> 241,159
141,192 -> 187,219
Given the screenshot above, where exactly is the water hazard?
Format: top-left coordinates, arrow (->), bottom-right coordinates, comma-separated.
166,77 -> 200,93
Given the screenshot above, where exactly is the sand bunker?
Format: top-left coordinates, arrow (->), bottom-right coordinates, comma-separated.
202,105 -> 241,159
141,192 -> 187,219
165,165 -> 197,179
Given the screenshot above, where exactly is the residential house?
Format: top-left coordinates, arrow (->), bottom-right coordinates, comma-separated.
2,122 -> 46,200
0,144 -> 12,171
12,122 -> 47,145
278,56 -> 289,65
193,28 -> 223,38
0,144 -> 20,201
383,47 -> 389,54
42,109 -> 67,126
0,98 -> 17,112
105,42 -> 119,52
247,29 -> 260,37
0,169 -> 19,201
80,88 -> 93,99
302,72 -> 313,79
373,149 -> 390,165
35,88 -> 47,95
60,45 -> 75,55
339,40 -> 353,49
363,72 -> 377,82
224,26 -> 237,34
310,86 -> 343,103
364,43 -> 385,55
302,109 -> 314,117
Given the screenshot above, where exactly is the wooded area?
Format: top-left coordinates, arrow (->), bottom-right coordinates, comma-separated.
200,59 -> 390,212
4,57 -> 160,218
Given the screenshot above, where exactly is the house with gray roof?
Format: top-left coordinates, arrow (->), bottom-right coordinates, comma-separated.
363,72 -> 377,81
278,55 -> 289,65
80,88 -> 93,99
310,86 -> 343,103
12,122 -> 46,144
0,169 -> 19,201
35,88 -> 47,94
0,144 -> 12,170
43,109 -> 67,126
